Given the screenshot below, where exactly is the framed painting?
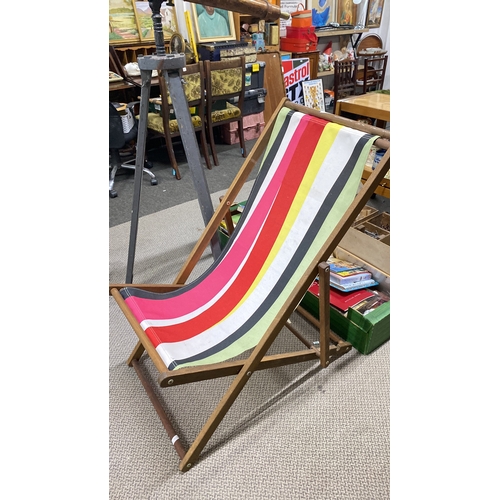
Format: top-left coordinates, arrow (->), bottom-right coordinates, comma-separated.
191,4 -> 236,43
311,0 -> 336,27
337,0 -> 357,25
366,0 -> 385,28
133,1 -> 178,42
109,0 -> 140,44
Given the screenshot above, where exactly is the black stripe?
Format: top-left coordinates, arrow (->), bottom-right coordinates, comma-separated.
169,133 -> 373,369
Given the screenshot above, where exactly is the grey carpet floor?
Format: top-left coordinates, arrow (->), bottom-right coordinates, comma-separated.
109,139 -> 261,227
109,174 -> 390,498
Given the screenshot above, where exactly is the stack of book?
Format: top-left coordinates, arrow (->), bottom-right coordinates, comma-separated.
327,258 -> 379,292
307,281 -> 389,315
307,257 -> 389,317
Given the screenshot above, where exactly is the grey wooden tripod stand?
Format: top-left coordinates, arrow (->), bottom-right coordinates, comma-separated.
125,1 -> 221,283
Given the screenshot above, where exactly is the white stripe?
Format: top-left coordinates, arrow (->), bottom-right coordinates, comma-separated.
156,126 -> 367,365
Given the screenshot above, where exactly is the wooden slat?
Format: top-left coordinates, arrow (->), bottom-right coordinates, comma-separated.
157,344 -> 351,388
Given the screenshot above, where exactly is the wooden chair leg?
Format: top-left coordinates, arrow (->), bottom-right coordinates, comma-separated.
178,318 -> 286,472
318,262 -> 331,368
200,128 -> 212,170
126,340 -> 146,366
163,132 -> 182,180
207,122 -> 219,166
238,118 -> 247,158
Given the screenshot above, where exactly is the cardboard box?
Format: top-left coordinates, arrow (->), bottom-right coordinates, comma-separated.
222,112 -> 265,145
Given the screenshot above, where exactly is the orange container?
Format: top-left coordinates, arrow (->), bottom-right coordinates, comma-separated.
280,37 -> 317,52
286,26 -> 317,42
291,3 -> 312,28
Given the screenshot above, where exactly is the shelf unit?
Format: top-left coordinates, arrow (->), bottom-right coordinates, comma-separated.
315,28 -> 368,78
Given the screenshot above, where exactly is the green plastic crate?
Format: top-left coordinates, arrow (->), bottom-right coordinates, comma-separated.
299,290 -> 390,354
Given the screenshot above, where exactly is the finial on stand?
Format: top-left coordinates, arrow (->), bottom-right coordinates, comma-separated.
149,0 -> 166,56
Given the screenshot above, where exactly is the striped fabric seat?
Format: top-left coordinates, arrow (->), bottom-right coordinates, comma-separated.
119,107 -> 378,371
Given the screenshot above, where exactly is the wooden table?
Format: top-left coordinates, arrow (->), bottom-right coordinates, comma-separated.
335,92 -> 390,128
336,92 -> 390,198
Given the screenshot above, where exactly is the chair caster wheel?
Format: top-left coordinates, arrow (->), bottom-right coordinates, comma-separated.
150,179 -> 158,186
109,190 -> 117,198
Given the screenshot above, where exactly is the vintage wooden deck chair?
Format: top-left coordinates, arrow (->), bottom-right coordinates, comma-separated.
110,98 -> 390,472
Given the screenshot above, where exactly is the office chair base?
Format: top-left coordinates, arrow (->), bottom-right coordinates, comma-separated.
109,160 -> 157,198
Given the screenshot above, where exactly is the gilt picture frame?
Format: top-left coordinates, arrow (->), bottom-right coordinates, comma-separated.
365,0 -> 385,28
336,0 -> 357,25
109,0 -> 140,44
191,4 -> 236,44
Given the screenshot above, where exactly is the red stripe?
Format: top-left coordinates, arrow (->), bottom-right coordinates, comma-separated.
128,116 -> 327,345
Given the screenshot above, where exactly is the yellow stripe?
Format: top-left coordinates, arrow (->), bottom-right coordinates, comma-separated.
226,120 -> 342,315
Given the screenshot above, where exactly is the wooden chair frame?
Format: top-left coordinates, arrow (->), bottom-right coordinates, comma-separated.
110,98 -> 390,472
150,61 -> 212,180
331,58 -> 359,114
203,56 -> 247,167
357,55 -> 388,94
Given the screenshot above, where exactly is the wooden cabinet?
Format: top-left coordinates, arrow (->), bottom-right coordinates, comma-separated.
291,50 -> 319,80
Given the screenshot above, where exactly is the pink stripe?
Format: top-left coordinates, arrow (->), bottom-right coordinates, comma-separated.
125,114 -> 313,323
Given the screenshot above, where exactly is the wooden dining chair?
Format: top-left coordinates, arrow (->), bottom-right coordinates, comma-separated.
331,58 -> 359,114
146,61 -> 212,180
203,56 -> 247,167
356,55 -> 388,94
